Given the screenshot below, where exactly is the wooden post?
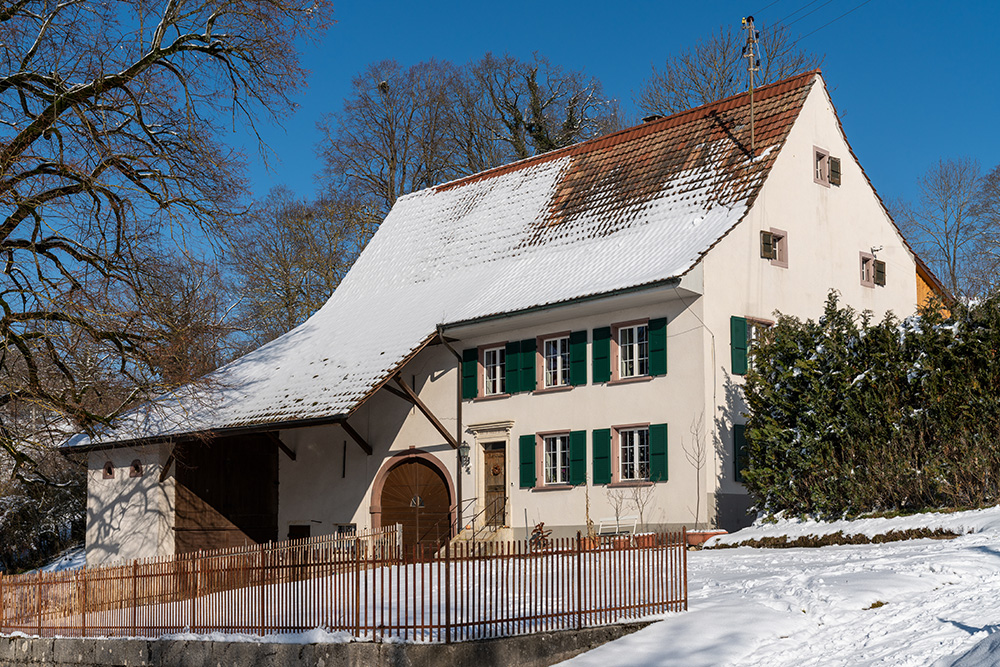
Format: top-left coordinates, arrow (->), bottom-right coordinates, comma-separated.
36,571 -> 42,637
0,572 -> 4,635
131,561 -> 138,637
681,527 -> 689,611
258,543 -> 265,637
444,541 -> 451,644
354,539 -> 361,637
79,571 -> 87,638
576,532 -> 583,630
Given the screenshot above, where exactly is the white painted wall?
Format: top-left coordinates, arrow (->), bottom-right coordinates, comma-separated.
85,443 -> 174,566
703,77 -> 924,519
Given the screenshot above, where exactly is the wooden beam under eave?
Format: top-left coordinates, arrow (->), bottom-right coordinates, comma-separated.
381,384 -> 413,402
159,446 -> 176,483
266,432 -> 296,461
339,419 -> 373,456
393,374 -> 459,450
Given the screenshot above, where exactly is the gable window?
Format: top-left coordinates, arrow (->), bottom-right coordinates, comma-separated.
483,345 -> 506,395
814,147 -> 830,186
860,252 -> 886,288
543,336 -> 570,388
618,323 -> 648,379
543,434 -> 570,485
129,460 -> 144,478
619,427 -> 650,481
760,229 -> 788,268
102,461 -> 115,479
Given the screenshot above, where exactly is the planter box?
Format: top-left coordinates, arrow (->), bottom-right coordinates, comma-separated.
686,530 -> 727,547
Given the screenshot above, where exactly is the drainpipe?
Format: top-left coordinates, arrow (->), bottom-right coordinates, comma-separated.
436,324 -> 464,533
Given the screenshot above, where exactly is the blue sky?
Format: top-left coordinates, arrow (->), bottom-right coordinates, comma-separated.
238,0 -> 998,208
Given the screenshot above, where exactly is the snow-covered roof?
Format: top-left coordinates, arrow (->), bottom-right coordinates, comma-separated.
66,71 -> 818,449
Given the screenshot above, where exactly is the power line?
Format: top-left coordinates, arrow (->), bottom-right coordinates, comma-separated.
786,0 -> 837,27
751,0 -> 785,16
791,0 -> 875,46
776,0 -> 826,25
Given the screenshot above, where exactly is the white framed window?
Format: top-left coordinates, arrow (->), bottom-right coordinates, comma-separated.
814,147 -> 830,186
860,252 -> 886,288
543,434 -> 570,485
618,324 -> 648,379
619,427 -> 650,481
543,336 -> 570,388
483,346 -> 506,395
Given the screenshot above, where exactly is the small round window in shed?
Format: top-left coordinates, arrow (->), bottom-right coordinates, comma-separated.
129,459 -> 144,478
102,461 -> 114,479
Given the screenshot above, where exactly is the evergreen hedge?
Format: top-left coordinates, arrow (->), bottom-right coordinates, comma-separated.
743,292 -> 1000,518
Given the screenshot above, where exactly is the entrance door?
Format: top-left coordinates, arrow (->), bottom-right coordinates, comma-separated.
380,459 -> 451,551
483,444 -> 506,527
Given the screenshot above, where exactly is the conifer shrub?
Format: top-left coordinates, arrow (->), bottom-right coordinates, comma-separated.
743,292 -> 1000,518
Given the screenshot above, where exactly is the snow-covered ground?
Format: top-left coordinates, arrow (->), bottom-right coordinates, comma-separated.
29,545 -> 86,574
562,506 -> 1000,667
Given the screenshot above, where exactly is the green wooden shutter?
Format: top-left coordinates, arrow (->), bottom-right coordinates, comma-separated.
519,434 -> 536,488
461,348 -> 478,399
505,341 -> 520,394
760,231 -> 775,259
592,428 -> 611,485
649,317 -> 667,376
829,157 -> 842,186
734,424 -> 748,483
569,430 -> 586,486
731,316 -> 748,376
569,330 -> 588,386
592,327 -> 611,383
519,338 -> 536,392
649,423 -> 668,482
874,260 -> 886,286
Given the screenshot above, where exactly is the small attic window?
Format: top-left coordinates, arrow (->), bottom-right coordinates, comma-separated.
102,461 -> 114,479
860,253 -> 886,288
129,459 -> 144,478
814,147 -> 831,186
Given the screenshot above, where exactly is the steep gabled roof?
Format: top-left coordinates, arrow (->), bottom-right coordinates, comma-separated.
67,71 -> 819,448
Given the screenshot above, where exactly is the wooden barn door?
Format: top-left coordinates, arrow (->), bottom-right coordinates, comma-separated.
379,460 -> 452,552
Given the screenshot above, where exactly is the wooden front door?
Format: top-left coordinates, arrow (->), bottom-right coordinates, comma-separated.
380,460 -> 452,551
484,445 -> 506,527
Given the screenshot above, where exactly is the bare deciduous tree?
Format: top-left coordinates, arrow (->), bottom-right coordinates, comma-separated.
894,158 -> 992,299
683,414 -> 707,530
224,187 -> 378,347
0,0 -> 332,478
636,23 -> 822,116
317,53 -> 620,217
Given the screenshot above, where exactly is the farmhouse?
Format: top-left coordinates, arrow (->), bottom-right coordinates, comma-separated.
67,70 -> 946,566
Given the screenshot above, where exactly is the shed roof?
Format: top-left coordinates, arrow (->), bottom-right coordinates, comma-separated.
66,70 -> 819,449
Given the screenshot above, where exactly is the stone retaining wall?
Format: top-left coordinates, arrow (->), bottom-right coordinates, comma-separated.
0,623 -> 647,667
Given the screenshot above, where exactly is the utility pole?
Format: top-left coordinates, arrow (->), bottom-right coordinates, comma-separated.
742,15 -> 761,157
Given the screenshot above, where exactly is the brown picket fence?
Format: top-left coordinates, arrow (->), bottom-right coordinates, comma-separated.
0,527 -> 688,643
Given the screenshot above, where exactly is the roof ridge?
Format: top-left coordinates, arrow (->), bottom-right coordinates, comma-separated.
432,69 -> 822,194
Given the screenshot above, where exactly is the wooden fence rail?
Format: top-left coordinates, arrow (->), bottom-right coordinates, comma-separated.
0,528 -> 688,643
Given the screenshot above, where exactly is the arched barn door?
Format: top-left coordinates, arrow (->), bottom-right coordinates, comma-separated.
379,459 -> 452,553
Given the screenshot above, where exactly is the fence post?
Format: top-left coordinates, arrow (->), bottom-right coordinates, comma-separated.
0,572 -> 4,635
576,531 -> 583,630
36,570 -> 42,637
354,537 -> 361,638
444,540 -> 451,644
681,527 -> 688,611
131,561 -> 138,637
79,571 -> 87,638
258,542 -> 265,637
